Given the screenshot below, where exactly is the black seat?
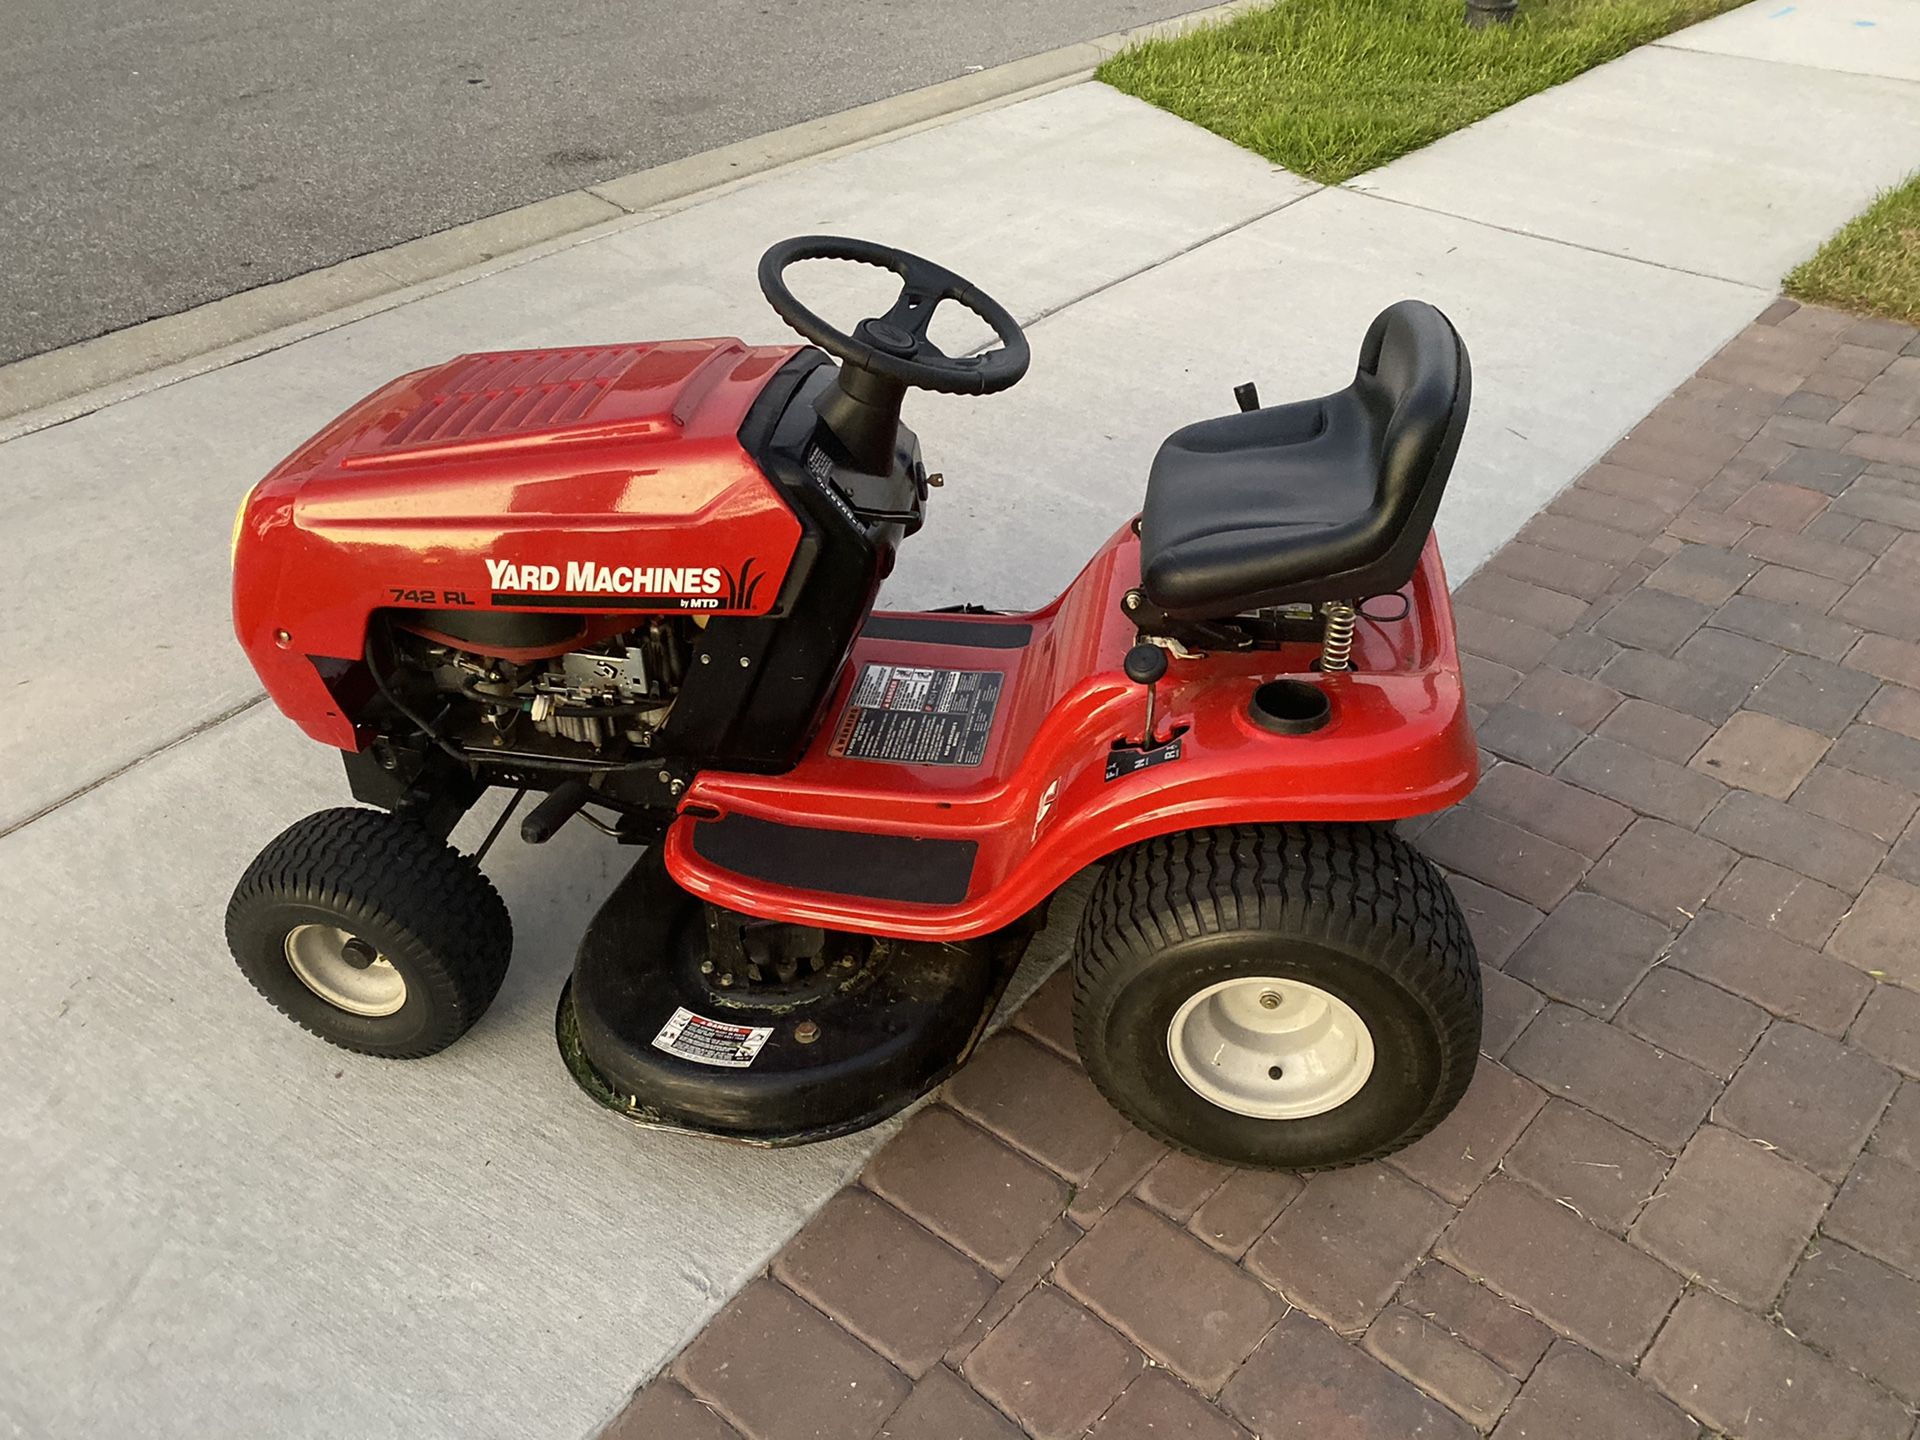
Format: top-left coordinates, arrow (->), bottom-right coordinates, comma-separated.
1139,301 -> 1471,619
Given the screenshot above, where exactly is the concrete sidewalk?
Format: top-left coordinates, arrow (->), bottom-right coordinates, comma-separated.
2,2 -> 1918,1436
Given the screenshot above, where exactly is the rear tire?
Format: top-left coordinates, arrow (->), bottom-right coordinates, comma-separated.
226,807 -> 513,1058
1072,824 -> 1479,1170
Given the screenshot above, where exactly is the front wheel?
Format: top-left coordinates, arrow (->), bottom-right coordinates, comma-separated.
226,807 -> 513,1058
1072,825 -> 1479,1171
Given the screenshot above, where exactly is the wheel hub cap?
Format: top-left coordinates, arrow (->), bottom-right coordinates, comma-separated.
284,924 -> 406,1017
1167,977 -> 1375,1119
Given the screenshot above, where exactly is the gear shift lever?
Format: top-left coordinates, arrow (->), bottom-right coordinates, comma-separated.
1124,643 -> 1169,747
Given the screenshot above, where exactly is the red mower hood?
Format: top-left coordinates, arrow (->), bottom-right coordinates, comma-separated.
274,338 -> 803,486
232,337 -> 812,751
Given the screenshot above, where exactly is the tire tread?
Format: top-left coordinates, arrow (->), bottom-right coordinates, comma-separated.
1073,822 -> 1478,1170
226,807 -> 512,1057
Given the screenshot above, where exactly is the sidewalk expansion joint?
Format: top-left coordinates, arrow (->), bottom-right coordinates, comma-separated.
1015,185 -> 1327,338
1337,185 -> 1775,295
0,692 -> 267,843
1648,36 -> 1920,88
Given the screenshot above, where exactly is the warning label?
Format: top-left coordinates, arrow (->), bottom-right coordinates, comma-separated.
830,663 -> 1004,767
650,1007 -> 773,1068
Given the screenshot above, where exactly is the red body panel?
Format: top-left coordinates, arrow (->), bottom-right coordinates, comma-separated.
233,339 -> 807,749
234,335 -> 1477,942
665,528 -> 1478,941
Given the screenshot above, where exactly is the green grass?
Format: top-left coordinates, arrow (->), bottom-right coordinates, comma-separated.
1099,0 -> 1748,185
1787,174 -> 1920,326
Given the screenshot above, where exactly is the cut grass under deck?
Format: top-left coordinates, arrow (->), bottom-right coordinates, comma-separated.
1787,174 -> 1920,327
1099,0 -> 1749,185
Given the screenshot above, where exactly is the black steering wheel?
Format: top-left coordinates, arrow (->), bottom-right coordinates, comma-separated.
758,236 -> 1030,397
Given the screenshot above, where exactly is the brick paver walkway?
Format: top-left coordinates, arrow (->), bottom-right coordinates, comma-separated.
608,300 -> 1920,1440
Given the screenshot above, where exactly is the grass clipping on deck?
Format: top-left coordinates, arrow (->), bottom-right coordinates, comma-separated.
1787,173 -> 1920,327
1099,0 -> 1747,185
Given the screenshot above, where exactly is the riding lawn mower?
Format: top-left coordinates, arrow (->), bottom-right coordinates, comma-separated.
225,236 -> 1481,1170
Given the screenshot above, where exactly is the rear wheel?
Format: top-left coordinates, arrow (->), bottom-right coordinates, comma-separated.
226,807 -> 513,1058
1072,824 -> 1479,1170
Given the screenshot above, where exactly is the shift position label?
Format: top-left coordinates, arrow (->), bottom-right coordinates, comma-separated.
832,664 -> 1004,767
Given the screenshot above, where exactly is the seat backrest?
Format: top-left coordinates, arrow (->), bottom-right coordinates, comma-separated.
1341,300 -> 1471,596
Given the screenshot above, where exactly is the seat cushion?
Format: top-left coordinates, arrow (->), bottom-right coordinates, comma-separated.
1139,300 -> 1470,618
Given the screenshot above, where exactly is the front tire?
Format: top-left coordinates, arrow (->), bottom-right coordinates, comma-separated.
226,807 -> 513,1058
1072,824 -> 1479,1170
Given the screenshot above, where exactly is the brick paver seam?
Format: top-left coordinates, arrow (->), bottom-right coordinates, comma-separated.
1457,1141 -> 1914,1428
1445,308 -> 1920,1423
669,981 -> 1914,1435
846,1016 -> 1884,1424
624,300 -> 1920,1440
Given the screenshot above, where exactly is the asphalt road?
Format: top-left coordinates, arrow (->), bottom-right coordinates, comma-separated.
0,0 -> 1214,367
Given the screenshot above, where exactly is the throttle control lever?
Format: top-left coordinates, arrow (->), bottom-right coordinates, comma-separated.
1124,643 -> 1170,748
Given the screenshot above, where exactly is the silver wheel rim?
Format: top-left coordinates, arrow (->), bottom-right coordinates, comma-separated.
1167,977 -> 1375,1119
283,923 -> 407,1017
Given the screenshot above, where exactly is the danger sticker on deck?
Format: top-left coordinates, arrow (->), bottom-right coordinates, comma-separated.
650,1007 -> 773,1068
831,663 -> 1004,767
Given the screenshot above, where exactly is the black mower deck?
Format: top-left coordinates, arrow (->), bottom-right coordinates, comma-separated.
559,847 -> 1034,1145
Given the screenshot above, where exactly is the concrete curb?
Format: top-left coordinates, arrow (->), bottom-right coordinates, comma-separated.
0,0 -> 1261,440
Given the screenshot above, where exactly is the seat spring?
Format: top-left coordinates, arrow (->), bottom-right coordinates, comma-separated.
1321,601 -> 1358,672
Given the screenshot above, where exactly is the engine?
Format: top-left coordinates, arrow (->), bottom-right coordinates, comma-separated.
401,618 -> 693,754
